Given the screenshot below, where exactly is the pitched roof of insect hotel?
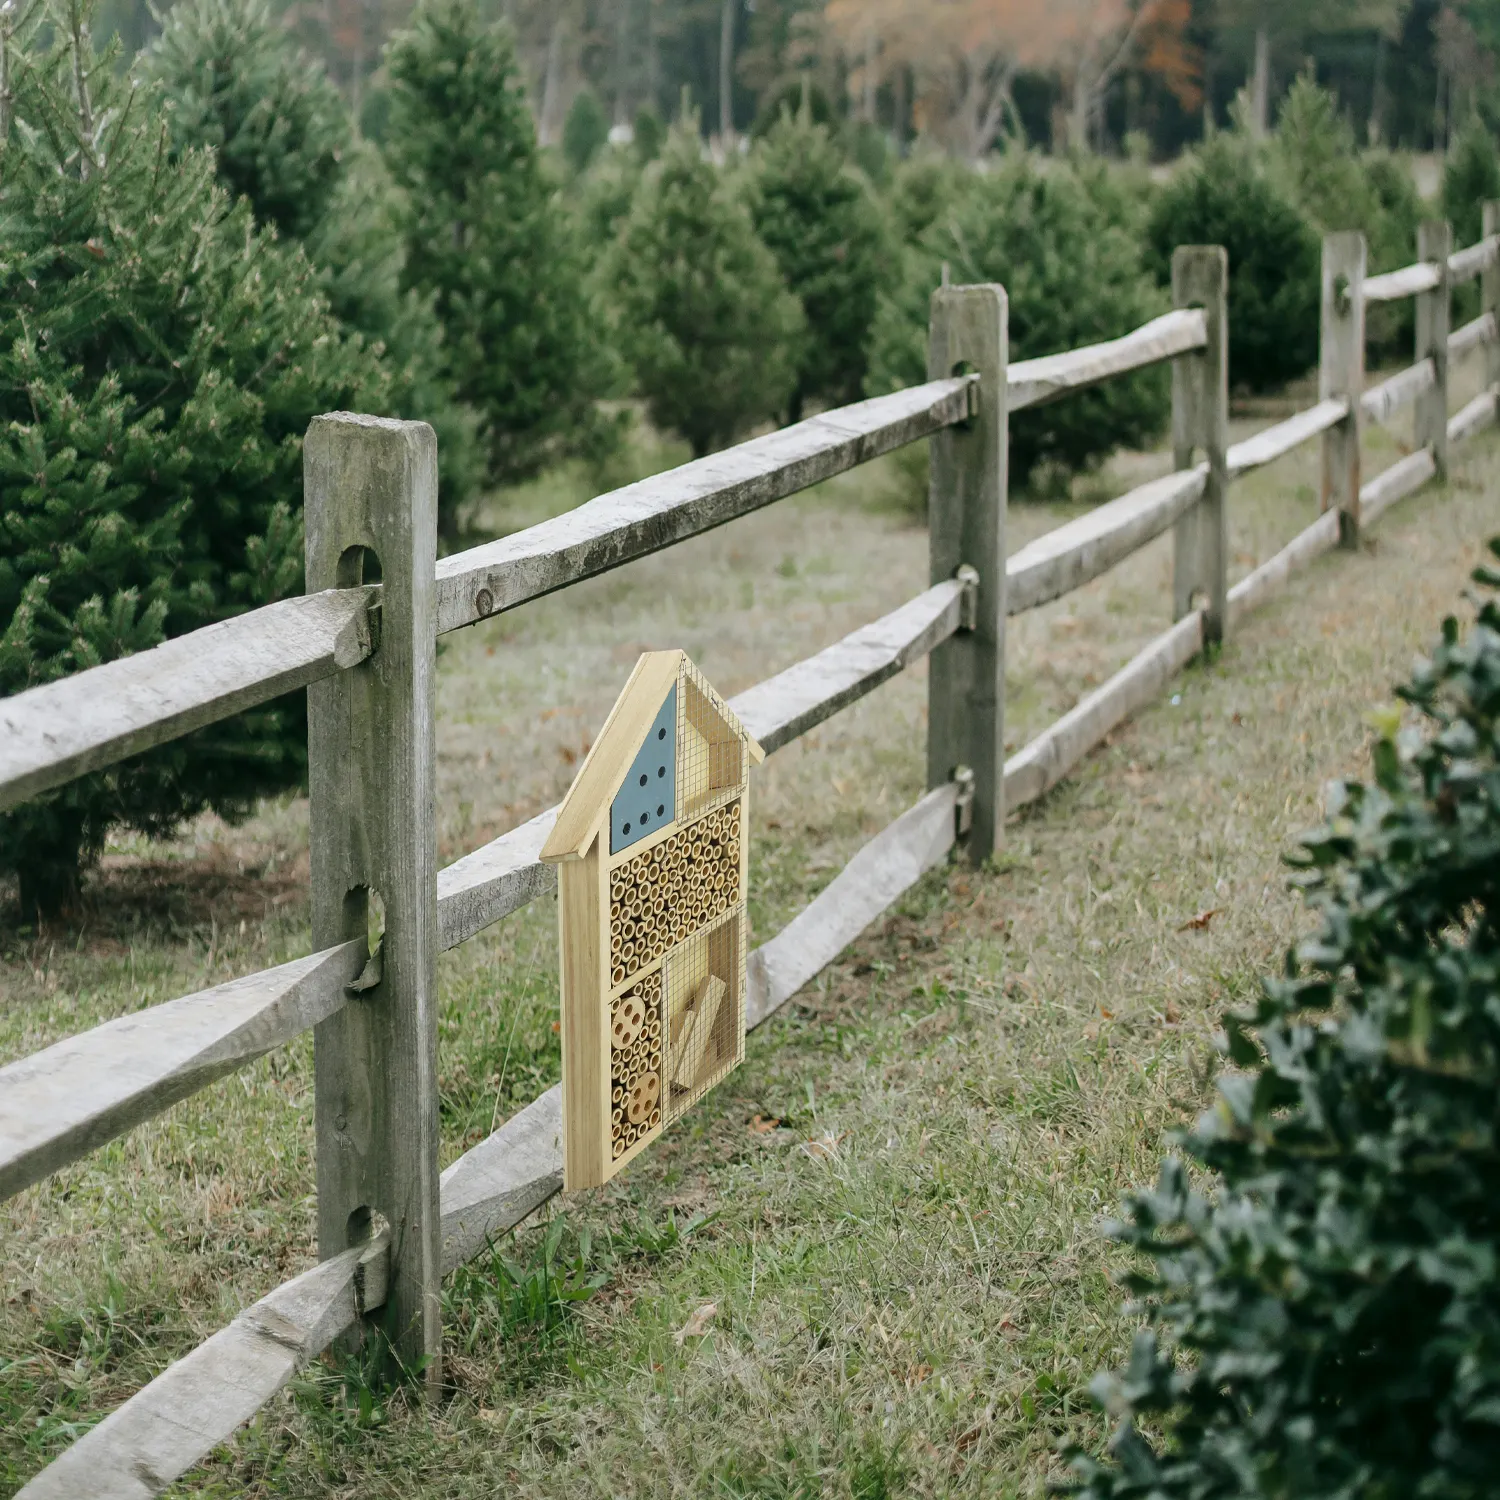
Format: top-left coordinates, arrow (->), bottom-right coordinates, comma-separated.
540,649 -> 764,865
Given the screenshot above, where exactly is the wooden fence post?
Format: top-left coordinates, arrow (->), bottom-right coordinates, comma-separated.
1417,218 -> 1452,479
927,284 -> 1007,863
305,413 -> 441,1385
1320,231 -> 1367,548
1484,201 -> 1500,392
1171,246 -> 1229,643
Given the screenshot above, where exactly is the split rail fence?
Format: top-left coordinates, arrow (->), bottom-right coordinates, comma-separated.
4,205 -> 1500,1497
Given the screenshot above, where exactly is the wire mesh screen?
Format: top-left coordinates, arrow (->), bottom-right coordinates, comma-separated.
663,905 -> 744,1123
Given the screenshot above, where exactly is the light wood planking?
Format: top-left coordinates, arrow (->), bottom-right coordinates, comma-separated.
16,1233 -> 390,1500
1417,220 -> 1453,478
1360,359 -> 1436,426
1171,248 -> 1229,642
305,413 -> 443,1379
0,940 -> 365,1203
1002,611 -> 1206,811
540,652 -> 682,863
1223,398 -> 1349,480
731,579 -> 966,754
1365,260 -> 1442,303
1006,467 -> 1208,617
1449,311 -> 1497,362
1449,236 -> 1498,284
434,379 -> 975,636
557,837 -> 610,1189
438,805 -> 559,951
927,284 -> 1008,862
1006,308 -> 1207,412
439,1086 -> 565,1273
1446,389 -> 1499,453
0,586 -> 375,814
1319,232 -> 1366,545
745,783 -> 959,1029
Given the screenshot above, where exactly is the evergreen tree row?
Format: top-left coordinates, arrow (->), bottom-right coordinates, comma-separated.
6,0 -> 1500,914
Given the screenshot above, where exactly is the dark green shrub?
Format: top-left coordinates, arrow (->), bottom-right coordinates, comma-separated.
383,0 -> 613,495
1147,132 -> 1320,392
1069,545 -> 1500,1499
604,118 -> 803,457
745,107 -> 891,420
885,149 -> 969,246
0,2 -> 392,915
870,153 -> 1168,494
1443,118 -> 1500,252
562,88 -> 610,176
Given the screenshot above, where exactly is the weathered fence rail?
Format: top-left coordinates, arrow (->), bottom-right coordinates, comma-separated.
5,207 -> 1500,1498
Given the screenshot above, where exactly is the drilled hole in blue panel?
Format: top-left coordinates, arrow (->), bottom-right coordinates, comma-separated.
623,821 -> 632,834
658,727 -> 666,739
657,803 -> 664,816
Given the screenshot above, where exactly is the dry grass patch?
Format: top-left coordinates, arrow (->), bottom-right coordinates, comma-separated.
1,396 -> 1494,1497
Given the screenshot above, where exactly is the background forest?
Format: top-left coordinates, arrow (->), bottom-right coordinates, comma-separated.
5,0 -> 1500,908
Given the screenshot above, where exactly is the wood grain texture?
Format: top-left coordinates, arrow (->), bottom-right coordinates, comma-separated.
1449,235 -> 1498,284
1006,308 -> 1206,412
1221,398 -> 1350,480
1485,206 -> 1500,390
1449,311 -> 1498,362
541,652 -> 682,863
1006,466 -> 1208,616
1224,510 -> 1341,629
730,579 -> 965,754
1002,612 -> 1206,811
1361,447 -> 1440,529
927,285 -> 1008,862
745,783 -> 959,1029
16,1233 -> 390,1500
1360,359 -> 1436,426
1446,389 -> 1499,452
558,837 -> 610,1189
1319,232 -> 1366,546
1171,248 -> 1229,643
1417,220 -> 1453,477
0,587 -> 375,814
438,805 -> 559,951
0,940 -> 364,1203
305,413 -> 442,1379
438,1086 -> 565,1272
434,379 -> 975,636
1365,260 -> 1442,303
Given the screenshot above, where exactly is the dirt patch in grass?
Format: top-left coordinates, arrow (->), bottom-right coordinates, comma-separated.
1,389 -> 1494,1497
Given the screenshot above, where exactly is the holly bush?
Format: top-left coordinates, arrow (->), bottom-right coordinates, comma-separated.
1069,542 -> 1500,1499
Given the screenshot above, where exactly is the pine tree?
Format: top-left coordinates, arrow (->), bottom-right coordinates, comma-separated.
563,87 -> 609,176
745,105 -> 890,422
140,0 -> 347,240
606,117 -> 803,457
382,0 -> 610,490
0,0 -> 393,916
143,0 -> 483,538
1443,117 -> 1500,251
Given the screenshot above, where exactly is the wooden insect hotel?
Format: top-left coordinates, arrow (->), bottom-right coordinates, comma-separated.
540,650 -> 764,1189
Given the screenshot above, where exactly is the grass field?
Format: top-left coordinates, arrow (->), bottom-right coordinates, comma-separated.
2,385 -> 1497,1498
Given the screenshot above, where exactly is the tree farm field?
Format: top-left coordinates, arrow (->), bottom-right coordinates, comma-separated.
2,397 -> 1497,1497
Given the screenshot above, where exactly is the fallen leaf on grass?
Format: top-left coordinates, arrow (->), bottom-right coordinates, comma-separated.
802,1130 -> 849,1160
747,1113 -> 782,1134
903,1362 -> 933,1390
673,1302 -> 718,1345
1177,907 -> 1221,932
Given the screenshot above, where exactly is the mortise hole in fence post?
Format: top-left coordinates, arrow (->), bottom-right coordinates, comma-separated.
305,411 -> 441,1387
926,283 -> 1007,863
1417,218 -> 1452,480
1321,231 -> 1367,549
1484,202 -> 1500,393
1170,246 -> 1229,644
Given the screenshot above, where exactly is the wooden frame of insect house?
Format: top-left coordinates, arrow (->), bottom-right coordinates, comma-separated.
540,650 -> 764,1189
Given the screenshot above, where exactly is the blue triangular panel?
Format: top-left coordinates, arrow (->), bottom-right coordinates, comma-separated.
610,685 -> 677,855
